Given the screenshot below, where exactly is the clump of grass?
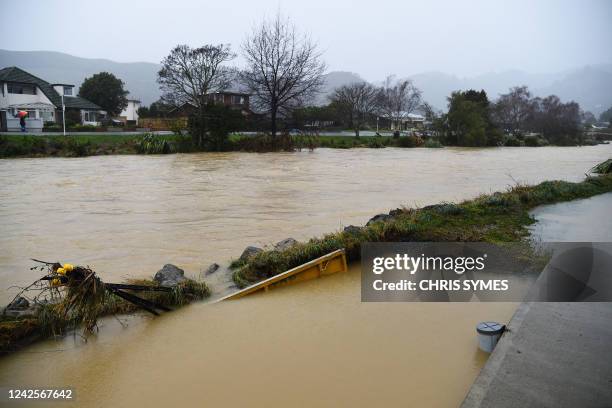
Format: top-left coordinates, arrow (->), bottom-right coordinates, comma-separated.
233,173 -> 612,287
136,133 -> 173,154
590,158 -> 612,174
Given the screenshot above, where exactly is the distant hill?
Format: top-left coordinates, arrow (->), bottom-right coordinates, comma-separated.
2,49 -> 611,115
407,67 -> 612,115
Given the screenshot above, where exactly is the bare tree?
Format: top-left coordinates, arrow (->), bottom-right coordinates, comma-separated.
158,44 -> 235,146
379,75 -> 422,132
240,14 -> 326,138
491,86 -> 534,135
330,82 -> 380,136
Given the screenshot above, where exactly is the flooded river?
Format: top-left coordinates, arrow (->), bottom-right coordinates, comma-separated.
1,145 -> 611,303
0,145 -> 610,407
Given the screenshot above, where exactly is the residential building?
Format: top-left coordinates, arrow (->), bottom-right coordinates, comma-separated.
388,112 -> 426,130
118,99 -> 141,124
167,91 -> 251,117
0,66 -> 103,132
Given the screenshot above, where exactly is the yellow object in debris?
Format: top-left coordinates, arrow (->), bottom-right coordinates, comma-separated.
56,267 -> 66,275
63,263 -> 74,273
51,278 -> 61,286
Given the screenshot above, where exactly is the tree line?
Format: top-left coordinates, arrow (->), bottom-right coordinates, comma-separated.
131,12 -> 603,149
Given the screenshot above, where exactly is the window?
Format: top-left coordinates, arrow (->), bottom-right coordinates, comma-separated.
7,83 -> 36,95
41,110 -> 54,121
63,87 -> 73,96
84,111 -> 97,122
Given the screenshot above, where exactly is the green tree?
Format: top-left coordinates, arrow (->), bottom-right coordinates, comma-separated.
78,72 -> 129,117
599,106 -> 612,123
188,103 -> 245,151
445,90 -> 500,146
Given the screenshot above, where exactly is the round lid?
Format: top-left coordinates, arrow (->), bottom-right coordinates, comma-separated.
476,321 -> 505,335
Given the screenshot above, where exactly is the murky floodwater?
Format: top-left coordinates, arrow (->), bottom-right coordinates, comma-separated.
0,264 -> 518,408
1,145 -> 611,303
0,145 -> 610,407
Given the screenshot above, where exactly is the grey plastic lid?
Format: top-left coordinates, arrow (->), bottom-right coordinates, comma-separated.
476,321 -> 505,335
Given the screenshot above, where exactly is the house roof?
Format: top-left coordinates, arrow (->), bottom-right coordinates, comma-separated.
0,66 -> 101,110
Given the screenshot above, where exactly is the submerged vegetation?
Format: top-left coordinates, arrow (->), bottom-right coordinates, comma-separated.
0,263 -> 209,355
232,169 -> 612,287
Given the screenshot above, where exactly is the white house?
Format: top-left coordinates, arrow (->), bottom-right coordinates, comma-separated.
388,112 -> 426,130
0,66 -> 104,132
118,99 -> 141,124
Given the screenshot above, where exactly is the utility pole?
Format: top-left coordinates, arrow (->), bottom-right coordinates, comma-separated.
61,92 -> 66,136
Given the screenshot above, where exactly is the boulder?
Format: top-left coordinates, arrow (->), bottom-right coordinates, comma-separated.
366,213 -> 392,226
239,246 -> 263,262
274,238 -> 298,251
421,203 -> 464,215
388,208 -> 404,217
154,264 -> 188,287
343,225 -> 362,234
8,296 -> 29,310
204,263 -> 220,276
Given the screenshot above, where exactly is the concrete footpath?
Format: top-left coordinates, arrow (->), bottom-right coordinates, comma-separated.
463,194 -> 612,408
462,301 -> 612,407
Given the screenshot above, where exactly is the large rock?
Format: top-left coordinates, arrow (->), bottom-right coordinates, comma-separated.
204,263 -> 220,276
154,264 -> 188,287
8,296 -> 29,310
239,246 -> 263,262
343,225 -> 362,234
274,238 -> 298,251
388,208 -> 404,217
366,213 -> 393,226
421,203 -> 464,215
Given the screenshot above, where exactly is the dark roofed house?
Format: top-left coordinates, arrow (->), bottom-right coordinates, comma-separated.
167,91 -> 251,117
0,66 -> 104,132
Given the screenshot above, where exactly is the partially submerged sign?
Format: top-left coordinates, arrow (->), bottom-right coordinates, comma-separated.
220,249 -> 348,301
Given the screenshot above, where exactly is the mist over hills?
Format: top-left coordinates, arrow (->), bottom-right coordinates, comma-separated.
1,50 -> 611,115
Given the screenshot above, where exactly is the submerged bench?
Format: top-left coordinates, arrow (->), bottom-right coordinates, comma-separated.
219,249 -> 348,301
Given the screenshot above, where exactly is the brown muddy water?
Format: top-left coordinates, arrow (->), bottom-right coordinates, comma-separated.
0,265 -> 518,408
1,145 -> 611,303
0,145 -> 611,407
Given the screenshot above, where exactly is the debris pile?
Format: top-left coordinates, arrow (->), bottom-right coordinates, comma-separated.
1,260 -> 209,354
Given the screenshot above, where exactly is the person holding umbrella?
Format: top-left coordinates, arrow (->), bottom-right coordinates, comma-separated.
16,110 -> 28,132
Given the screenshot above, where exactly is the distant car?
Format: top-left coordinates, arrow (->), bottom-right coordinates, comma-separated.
288,129 -> 303,135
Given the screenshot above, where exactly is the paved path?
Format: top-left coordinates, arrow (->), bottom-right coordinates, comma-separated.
462,193 -> 612,408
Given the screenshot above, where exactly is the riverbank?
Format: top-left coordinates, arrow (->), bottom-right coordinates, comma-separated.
232,171 -> 612,287
2,132 -> 606,158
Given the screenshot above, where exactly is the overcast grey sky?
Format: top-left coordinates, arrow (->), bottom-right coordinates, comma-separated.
1,0 -> 611,80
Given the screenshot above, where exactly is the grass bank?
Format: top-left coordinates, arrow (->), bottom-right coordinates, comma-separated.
232,171 -> 612,287
1,133 -> 441,158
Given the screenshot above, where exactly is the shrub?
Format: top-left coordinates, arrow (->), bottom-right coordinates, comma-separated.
367,138 -> 386,148
395,135 -> 424,148
504,136 -> 522,146
423,138 -> 442,148
524,135 -> 542,147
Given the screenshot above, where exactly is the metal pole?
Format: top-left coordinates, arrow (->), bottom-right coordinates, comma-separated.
61,93 -> 66,136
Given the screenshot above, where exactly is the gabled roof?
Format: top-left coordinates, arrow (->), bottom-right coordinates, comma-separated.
0,66 -> 101,110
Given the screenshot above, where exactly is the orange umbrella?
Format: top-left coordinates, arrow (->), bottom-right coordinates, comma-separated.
17,111 -> 28,118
